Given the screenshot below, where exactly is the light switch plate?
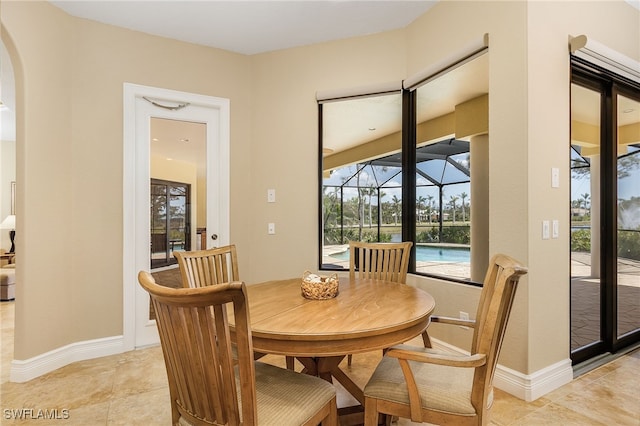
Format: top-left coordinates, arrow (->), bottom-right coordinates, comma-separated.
542,220 -> 550,239
552,220 -> 559,238
551,168 -> 559,188
267,189 -> 276,203
268,223 -> 275,235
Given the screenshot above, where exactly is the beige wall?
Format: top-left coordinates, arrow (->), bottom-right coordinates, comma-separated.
1,1 -> 252,358
246,30 -> 407,279
1,0 -> 638,386
3,2 -> 76,357
523,0 -> 639,373
1,31 -> 16,251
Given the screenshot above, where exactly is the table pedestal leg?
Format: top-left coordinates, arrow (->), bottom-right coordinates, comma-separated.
297,355 -> 344,383
295,355 -> 375,425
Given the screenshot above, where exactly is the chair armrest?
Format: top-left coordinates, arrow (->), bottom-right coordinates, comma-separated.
386,346 -> 486,368
388,346 -> 486,422
431,315 -> 476,328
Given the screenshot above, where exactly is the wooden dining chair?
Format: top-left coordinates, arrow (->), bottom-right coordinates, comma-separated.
173,245 -> 240,288
138,271 -> 338,426
349,241 -> 413,284
362,253 -> 528,426
174,245 -> 292,366
347,241 -> 416,365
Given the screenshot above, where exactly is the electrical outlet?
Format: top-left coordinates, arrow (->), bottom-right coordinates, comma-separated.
459,311 -> 470,330
268,223 -> 275,234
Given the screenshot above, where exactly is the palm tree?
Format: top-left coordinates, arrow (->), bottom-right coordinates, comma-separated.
355,164 -> 366,240
416,195 -> 426,223
460,192 -> 468,223
449,195 -> 459,223
392,195 -> 401,225
363,185 -> 376,228
322,186 -> 339,227
379,190 -> 387,224
426,195 -> 434,223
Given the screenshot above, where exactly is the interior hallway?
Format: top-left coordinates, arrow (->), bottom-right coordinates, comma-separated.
1,300 -> 639,425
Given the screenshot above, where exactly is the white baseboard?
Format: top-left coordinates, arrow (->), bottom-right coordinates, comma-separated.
493,357 -> 573,401
433,339 -> 573,402
10,335 -> 125,383
9,334 -> 574,400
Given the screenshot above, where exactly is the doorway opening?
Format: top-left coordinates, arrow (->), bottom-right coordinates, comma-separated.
123,83 -> 230,349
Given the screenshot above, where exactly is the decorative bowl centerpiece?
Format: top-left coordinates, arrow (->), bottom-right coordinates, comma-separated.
301,270 -> 339,300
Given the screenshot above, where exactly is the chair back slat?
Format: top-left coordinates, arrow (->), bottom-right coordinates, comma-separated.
138,271 -> 256,425
349,241 -> 413,284
174,245 -> 240,288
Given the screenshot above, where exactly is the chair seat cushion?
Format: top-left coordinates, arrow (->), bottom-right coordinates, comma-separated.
180,361 -> 335,425
0,269 -> 15,285
0,269 -> 15,301
253,362 -> 335,424
364,345 -> 492,416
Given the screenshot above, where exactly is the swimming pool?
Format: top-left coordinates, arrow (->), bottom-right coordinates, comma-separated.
416,245 -> 470,263
329,245 -> 470,263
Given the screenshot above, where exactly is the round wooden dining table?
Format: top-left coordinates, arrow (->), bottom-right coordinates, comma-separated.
230,276 -> 435,422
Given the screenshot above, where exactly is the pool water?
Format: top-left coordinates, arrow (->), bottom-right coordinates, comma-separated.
330,245 -> 470,263
416,245 -> 470,263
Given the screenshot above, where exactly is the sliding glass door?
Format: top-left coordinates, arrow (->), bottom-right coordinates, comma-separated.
151,179 -> 191,268
615,92 -> 640,343
570,60 -> 640,365
570,81 -> 602,357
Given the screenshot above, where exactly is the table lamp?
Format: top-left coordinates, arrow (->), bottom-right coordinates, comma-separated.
1,214 -> 15,253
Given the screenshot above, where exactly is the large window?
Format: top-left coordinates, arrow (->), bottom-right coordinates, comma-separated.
413,139 -> 470,279
320,91 -> 403,269
319,52 -> 488,283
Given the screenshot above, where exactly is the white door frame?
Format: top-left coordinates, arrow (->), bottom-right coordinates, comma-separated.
122,83 -> 230,350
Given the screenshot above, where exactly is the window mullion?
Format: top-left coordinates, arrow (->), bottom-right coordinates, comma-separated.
402,89 -> 417,271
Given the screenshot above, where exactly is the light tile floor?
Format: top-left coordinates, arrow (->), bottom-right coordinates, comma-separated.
1,300 -> 639,425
